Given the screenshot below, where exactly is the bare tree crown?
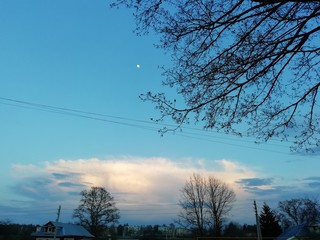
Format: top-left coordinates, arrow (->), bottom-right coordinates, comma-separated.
73,187 -> 120,237
112,0 -> 320,152
177,174 -> 235,236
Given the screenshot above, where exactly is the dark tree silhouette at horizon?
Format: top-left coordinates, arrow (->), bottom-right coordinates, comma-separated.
176,174 -> 208,236
259,202 -> 282,238
176,174 -> 235,237
278,198 -> 320,227
73,187 -> 120,237
207,177 -> 236,237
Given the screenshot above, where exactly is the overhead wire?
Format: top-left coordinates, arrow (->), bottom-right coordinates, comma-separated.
0,97 -> 160,131
0,96 -> 295,155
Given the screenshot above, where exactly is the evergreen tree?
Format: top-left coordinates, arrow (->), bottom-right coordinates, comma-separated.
259,202 -> 282,239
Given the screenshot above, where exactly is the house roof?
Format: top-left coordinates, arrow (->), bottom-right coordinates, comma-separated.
276,223 -> 320,240
31,221 -> 94,238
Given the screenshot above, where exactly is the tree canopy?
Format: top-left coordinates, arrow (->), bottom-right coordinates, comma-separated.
176,174 -> 235,237
207,177 -> 236,237
73,187 -> 120,237
278,198 -> 320,227
177,174 -> 207,236
112,0 -> 320,152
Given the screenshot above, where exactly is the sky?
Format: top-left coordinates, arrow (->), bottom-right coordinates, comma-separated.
0,0 -> 319,227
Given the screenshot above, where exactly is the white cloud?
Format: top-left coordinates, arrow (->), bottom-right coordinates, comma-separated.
7,156 -> 269,224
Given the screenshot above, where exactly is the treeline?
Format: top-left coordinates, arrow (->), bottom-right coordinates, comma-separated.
108,223 -> 259,239
0,221 -> 35,240
0,220 -> 258,240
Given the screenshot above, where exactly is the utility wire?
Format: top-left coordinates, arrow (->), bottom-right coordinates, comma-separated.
0,96 -> 160,130
0,96 -> 294,154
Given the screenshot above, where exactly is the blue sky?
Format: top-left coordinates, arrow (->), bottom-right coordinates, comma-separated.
0,0 -> 319,226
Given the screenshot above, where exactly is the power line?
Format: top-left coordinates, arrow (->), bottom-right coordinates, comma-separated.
0,96 -> 161,131
0,96 -> 295,155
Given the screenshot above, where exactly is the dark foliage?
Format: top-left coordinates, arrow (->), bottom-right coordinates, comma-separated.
259,202 -> 282,238
223,222 -> 244,237
0,221 -> 35,240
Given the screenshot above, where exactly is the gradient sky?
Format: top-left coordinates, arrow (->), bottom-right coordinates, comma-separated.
0,0 -> 319,226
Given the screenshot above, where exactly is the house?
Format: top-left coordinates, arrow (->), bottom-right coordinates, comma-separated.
276,223 -> 320,240
32,221 -> 94,240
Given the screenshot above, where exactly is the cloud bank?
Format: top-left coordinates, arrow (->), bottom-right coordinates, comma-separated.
2,156 -> 318,225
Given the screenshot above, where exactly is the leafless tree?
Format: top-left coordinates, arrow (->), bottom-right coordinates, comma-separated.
207,177 -> 236,237
73,187 -> 120,237
278,198 -> 320,226
177,174 -> 208,236
177,174 -> 235,236
111,0 -> 320,152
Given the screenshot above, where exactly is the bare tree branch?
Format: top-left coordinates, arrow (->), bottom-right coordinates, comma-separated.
176,174 -> 235,236
112,0 -> 320,152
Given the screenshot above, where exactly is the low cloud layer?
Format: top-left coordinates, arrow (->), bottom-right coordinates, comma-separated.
2,156 -> 318,225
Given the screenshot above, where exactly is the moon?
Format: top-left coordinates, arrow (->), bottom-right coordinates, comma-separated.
136,64 -> 140,68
